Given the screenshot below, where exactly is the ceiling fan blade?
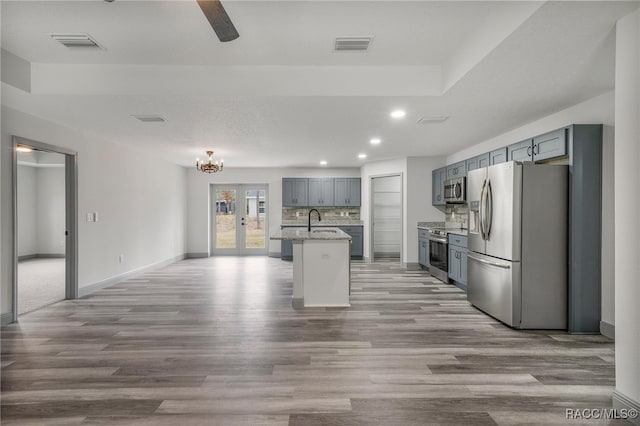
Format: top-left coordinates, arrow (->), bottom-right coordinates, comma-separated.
196,0 -> 239,42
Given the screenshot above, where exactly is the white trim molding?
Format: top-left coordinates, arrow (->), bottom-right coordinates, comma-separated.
613,390 -> 640,426
600,320 -> 615,339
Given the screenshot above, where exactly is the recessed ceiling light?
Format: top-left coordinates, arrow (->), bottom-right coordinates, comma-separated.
390,110 -> 406,119
320,160 -> 328,166
358,153 -> 367,159
370,138 -> 381,145
16,146 -> 33,153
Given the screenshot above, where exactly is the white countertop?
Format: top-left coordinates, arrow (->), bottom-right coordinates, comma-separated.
270,227 -> 352,241
281,221 -> 363,227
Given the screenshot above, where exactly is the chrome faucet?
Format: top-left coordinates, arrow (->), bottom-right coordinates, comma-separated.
308,209 -> 321,231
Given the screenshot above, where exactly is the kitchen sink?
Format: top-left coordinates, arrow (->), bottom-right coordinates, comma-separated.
311,229 -> 337,233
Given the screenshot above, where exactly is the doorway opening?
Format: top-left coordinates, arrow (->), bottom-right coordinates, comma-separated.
12,136 -> 78,322
210,184 -> 268,255
370,174 -> 402,262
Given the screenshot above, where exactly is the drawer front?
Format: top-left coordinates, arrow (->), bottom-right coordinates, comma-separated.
340,226 -> 363,236
449,234 -> 468,248
418,229 -> 429,239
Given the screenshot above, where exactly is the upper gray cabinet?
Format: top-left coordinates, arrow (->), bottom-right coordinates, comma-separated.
490,147 -> 507,165
308,178 -> 335,206
508,139 -> 534,162
477,153 -> 490,168
432,167 -> 447,206
466,157 -> 478,173
282,178 -> 308,207
334,178 -> 361,207
533,128 -> 567,162
468,153 -> 490,173
446,161 -> 466,178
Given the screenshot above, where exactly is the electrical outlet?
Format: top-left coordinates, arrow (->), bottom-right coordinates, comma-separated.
118,254 -> 124,263
93,212 -> 99,222
86,212 -> 93,222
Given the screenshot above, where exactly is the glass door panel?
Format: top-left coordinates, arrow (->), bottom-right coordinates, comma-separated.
215,189 -> 237,249
212,185 -> 268,255
244,189 -> 266,249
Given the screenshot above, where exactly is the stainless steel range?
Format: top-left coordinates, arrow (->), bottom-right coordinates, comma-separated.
428,228 -> 448,283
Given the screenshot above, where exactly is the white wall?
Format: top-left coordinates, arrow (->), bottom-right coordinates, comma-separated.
186,167 -> 360,256
17,165 -> 37,256
445,92 -> 616,328
360,156 -> 446,264
361,158 -> 406,261
446,91 -> 615,165
36,166 -> 65,255
406,156 -> 447,263
614,8 -> 640,412
1,106 -> 188,315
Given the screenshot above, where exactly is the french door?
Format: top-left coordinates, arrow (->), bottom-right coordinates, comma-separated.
211,185 -> 268,255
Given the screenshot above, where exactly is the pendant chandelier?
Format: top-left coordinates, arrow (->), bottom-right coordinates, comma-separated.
196,150 -> 224,174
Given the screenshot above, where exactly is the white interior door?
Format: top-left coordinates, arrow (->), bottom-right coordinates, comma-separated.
212,185 -> 268,255
372,175 -> 402,259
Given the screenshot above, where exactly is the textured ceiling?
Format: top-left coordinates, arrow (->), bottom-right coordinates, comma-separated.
1,1 -> 637,167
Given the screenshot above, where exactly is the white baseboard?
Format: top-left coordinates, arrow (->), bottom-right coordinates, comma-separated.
404,262 -> 421,270
600,320 -> 615,339
613,389 -> 640,425
78,254 -> 185,298
268,252 -> 281,258
1,312 -> 14,326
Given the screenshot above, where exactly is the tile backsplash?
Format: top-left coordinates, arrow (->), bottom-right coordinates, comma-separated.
445,204 -> 468,229
282,207 -> 360,221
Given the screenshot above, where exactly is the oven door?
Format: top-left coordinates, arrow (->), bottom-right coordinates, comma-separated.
429,236 -> 448,272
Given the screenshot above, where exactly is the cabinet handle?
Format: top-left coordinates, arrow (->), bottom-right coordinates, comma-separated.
533,144 -> 539,155
527,146 -> 532,158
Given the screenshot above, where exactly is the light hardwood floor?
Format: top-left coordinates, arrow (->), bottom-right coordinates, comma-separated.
1,257 -> 622,425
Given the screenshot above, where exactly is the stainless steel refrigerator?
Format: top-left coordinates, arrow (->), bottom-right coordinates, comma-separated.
467,161 -> 568,329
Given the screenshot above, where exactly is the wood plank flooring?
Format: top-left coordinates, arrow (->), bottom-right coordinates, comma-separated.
1,257 -> 621,425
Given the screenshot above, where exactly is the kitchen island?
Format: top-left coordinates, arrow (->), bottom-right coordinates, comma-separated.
271,227 -> 351,308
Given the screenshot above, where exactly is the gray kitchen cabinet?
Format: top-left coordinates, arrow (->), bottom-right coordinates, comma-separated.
281,239 -> 293,260
339,226 -> 363,259
533,128 -> 567,162
508,139 -> 534,162
334,178 -> 361,207
448,234 -> 467,289
466,157 -> 478,173
282,178 -> 308,207
477,153 -> 490,168
467,154 -> 489,172
446,161 -> 466,178
308,178 -> 335,206
432,167 -> 447,206
418,229 -> 429,270
490,147 -> 507,165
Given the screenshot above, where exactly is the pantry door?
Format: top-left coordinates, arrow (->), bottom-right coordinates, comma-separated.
211,185 -> 268,255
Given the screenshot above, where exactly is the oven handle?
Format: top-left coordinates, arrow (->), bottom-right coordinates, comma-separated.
467,253 -> 511,269
429,236 -> 447,244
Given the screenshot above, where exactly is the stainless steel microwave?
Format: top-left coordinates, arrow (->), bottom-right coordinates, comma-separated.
444,177 -> 466,203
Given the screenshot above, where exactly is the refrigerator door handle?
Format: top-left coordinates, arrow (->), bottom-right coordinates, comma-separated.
479,179 -> 486,240
467,253 -> 511,269
485,180 -> 493,239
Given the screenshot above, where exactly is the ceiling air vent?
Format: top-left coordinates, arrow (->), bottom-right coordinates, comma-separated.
132,115 -> 167,123
50,33 -> 103,49
334,37 -> 373,52
416,116 -> 450,124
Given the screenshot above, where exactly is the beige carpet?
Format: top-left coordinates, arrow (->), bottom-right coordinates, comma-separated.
18,258 -> 65,315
